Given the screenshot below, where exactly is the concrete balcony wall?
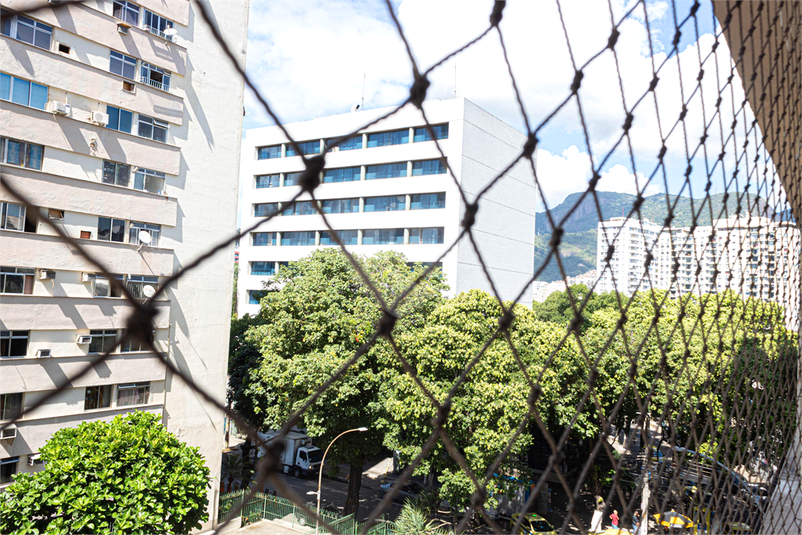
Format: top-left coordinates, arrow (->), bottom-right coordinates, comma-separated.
0,103 -> 181,176
1,37 -> 184,125
0,231 -> 174,277
1,168 -> 177,227
2,2 -> 187,74
0,295 -> 170,332
1,354 -> 167,395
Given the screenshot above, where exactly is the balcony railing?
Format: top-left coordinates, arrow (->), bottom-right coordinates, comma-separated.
144,25 -> 174,42
141,77 -> 170,92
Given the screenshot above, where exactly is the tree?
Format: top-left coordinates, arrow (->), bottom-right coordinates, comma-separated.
0,411 -> 210,534
244,249 -> 447,515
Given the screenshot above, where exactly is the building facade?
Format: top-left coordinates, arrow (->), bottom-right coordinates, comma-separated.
237,98 -> 537,316
0,0 -> 248,528
596,215 -> 799,326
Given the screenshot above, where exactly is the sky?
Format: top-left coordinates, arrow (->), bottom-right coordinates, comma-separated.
241,0 -> 784,214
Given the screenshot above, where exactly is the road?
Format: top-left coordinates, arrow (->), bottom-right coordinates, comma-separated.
256,455 -> 404,523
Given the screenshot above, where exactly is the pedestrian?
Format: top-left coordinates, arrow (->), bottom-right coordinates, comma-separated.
632,510 -> 641,532
610,509 -> 619,529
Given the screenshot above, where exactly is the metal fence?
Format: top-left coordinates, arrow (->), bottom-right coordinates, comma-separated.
2,0 -> 802,534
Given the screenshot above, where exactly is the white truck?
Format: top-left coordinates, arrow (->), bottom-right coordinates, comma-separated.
257,430 -> 323,478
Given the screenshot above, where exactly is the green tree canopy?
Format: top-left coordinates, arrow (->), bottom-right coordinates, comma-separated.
244,249 -> 448,515
0,411 -> 210,534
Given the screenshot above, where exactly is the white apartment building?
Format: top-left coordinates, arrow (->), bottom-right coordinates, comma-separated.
0,1 -> 248,528
237,98 -> 536,316
596,215 -> 799,326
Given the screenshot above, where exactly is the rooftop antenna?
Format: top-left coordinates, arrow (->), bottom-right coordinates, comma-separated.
361,73 -> 366,110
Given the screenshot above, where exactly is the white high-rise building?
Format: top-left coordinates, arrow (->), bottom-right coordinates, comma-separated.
596,215 -> 799,326
237,98 -> 536,316
0,1 -> 248,527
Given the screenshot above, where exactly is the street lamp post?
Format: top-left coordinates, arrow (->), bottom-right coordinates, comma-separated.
315,427 -> 368,535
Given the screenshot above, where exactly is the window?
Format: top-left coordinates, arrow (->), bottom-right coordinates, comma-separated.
248,290 -> 266,305
414,123 -> 449,142
254,203 -> 279,217
320,230 -> 358,246
364,195 -> 405,212
58,42 -> 70,54
116,383 -> 149,407
282,201 -> 316,216
409,227 -> 444,244
285,140 -> 320,157
362,229 -> 404,245
140,63 -> 171,91
412,159 -> 446,176
93,275 -> 124,297
1,138 -> 43,169
97,217 -> 126,243
281,231 -> 316,246
88,330 -> 118,354
367,129 -> 409,147
255,174 -> 280,188
110,50 -> 137,80
410,192 -> 445,210
0,73 -> 47,110
102,161 -> 131,187
328,136 -> 362,151
113,0 -> 139,25
133,168 -> 165,194
323,167 -> 360,183
365,163 -> 407,180
252,232 -> 276,246
284,172 -> 302,187
126,275 -> 158,299
0,457 -> 18,484
1,331 -> 29,358
84,385 -> 112,410
106,105 -> 133,134
0,393 -> 22,420
129,222 -> 160,246
250,262 -> 275,276
1,202 -> 25,231
2,12 -> 52,50
0,267 -> 34,294
257,145 -> 281,160
322,198 -> 359,214
138,115 -> 168,142
143,9 -> 174,41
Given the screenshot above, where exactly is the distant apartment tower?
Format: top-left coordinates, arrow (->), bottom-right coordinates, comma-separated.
596,216 -> 799,324
237,98 -> 536,316
0,1 -> 248,528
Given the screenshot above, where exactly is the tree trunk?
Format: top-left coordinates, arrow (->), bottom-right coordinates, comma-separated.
343,463 -> 363,515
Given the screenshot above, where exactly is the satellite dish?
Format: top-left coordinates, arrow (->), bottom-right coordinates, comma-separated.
142,285 -> 156,298
351,104 -> 361,112
163,27 -> 177,37
138,230 -> 152,245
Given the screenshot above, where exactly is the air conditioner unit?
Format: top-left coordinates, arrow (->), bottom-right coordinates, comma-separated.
81,273 -> 94,282
47,101 -> 71,115
117,23 -> 130,34
76,335 -> 92,345
35,349 -> 52,358
39,269 -> 56,280
1,427 -> 17,440
91,111 -> 109,126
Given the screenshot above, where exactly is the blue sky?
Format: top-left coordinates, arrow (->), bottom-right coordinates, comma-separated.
241,0 -> 780,212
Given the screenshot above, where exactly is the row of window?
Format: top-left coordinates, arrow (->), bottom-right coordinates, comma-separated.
103,161 -> 165,194
256,124 -> 449,160
0,329 -> 152,359
254,192 -> 446,218
252,227 -> 445,247
255,159 -> 447,189
1,137 -> 43,170
110,50 -> 171,91
106,104 -> 168,142
0,73 -> 48,110
113,0 -> 175,40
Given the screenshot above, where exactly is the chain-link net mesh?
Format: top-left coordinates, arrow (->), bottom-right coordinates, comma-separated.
1,0 -> 801,533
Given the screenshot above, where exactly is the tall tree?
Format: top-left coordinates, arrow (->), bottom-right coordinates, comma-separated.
0,412 -> 210,534
245,249 -> 447,515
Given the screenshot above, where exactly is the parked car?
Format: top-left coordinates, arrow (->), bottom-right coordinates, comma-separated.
508,512 -> 557,535
379,480 -> 425,501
